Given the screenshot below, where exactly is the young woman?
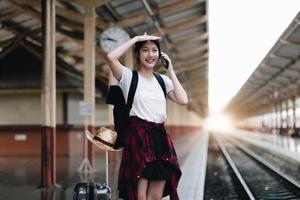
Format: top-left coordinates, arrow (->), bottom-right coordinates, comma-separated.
107,33 -> 188,200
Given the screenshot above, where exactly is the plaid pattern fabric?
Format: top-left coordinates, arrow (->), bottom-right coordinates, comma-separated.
118,116 -> 182,200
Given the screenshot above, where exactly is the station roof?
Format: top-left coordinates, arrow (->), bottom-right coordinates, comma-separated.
225,12 -> 300,119
0,0 -> 208,116
0,46 -> 103,93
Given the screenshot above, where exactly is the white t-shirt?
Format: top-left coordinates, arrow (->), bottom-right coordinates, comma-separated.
118,67 -> 174,123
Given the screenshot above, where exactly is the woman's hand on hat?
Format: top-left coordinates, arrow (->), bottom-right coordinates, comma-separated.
136,33 -> 160,42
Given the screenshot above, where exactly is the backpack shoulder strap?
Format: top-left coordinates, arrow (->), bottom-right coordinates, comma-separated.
153,72 -> 167,98
127,70 -> 138,108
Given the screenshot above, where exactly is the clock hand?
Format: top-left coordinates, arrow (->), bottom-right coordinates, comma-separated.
102,37 -> 118,42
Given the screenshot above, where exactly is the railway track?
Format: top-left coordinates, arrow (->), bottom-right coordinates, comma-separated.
204,133 -> 300,200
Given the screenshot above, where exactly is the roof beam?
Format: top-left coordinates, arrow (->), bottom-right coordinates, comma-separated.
261,62 -> 282,69
269,53 -> 295,60
13,1 -> 109,31
56,7 -> 108,30
176,44 -> 208,58
0,10 -> 21,22
9,0 -> 40,18
7,1 -> 109,64
280,39 -> 300,46
175,61 -> 208,73
153,15 -> 207,35
180,55 -> 208,67
56,16 -> 84,33
73,0 -> 111,8
117,13 -> 148,28
172,32 -> 208,47
115,0 -> 206,29
64,47 -> 83,57
0,37 -> 21,59
0,37 -> 17,48
158,0 -> 205,17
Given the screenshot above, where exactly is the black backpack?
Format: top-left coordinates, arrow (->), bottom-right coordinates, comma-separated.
106,70 -> 166,148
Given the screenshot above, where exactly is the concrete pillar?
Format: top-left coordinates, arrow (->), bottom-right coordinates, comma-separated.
279,102 -> 283,129
84,7 -> 96,167
292,96 -> 296,131
275,102 -> 278,130
41,0 -> 57,187
271,106 -> 275,131
268,108 -> 271,131
285,100 -> 289,130
280,101 -> 284,134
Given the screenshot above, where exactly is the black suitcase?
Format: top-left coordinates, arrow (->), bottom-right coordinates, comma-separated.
73,182 -> 111,200
74,149 -> 112,200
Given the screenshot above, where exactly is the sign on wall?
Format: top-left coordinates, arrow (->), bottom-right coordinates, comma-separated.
79,101 -> 94,116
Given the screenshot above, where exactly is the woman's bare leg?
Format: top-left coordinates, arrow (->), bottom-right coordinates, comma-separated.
137,178 -> 148,200
146,180 -> 166,200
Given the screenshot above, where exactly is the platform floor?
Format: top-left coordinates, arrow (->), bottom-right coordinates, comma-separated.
178,130 -> 208,200
2,129 -> 299,200
0,129 -> 208,200
228,129 -> 300,162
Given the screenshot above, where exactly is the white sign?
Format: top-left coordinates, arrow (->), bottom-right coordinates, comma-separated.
79,101 -> 94,116
14,134 -> 27,141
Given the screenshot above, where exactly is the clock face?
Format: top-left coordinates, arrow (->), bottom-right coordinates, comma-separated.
100,27 -> 130,53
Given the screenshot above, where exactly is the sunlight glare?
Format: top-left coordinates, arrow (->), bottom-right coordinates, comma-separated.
204,114 -> 234,132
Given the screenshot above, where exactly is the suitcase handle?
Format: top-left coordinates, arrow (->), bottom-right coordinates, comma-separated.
105,150 -> 108,184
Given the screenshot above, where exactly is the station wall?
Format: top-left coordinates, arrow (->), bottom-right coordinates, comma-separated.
0,92 -> 202,156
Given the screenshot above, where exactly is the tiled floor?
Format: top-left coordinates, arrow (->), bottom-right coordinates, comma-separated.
230,129 -> 300,162
178,131 -> 208,200
0,130 -> 206,200
0,156 -> 110,200
238,130 -> 300,153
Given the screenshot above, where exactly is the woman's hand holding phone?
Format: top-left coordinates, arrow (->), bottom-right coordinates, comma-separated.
160,52 -> 171,69
160,57 -> 169,69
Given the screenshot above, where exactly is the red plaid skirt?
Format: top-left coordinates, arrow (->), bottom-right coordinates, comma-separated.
118,116 -> 182,200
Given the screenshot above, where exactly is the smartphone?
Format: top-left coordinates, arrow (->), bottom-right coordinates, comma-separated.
160,57 -> 169,69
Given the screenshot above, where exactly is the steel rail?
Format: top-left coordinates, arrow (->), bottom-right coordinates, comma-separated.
213,133 -> 255,200
228,136 -> 300,194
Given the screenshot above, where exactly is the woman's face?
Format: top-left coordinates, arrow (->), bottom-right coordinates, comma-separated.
138,41 -> 159,69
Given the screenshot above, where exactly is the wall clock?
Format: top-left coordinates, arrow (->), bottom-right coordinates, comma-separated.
100,27 -> 130,53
